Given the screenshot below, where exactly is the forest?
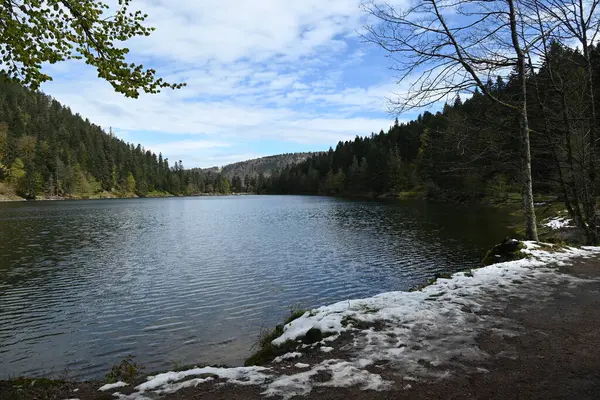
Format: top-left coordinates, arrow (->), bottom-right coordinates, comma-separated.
0,78 -> 236,199
203,153 -> 316,180
262,42 -> 600,243
1,41 -> 599,213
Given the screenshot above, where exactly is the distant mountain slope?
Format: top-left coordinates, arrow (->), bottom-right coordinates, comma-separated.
204,153 -> 317,179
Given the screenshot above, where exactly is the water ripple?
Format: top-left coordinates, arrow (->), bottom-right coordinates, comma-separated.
0,196 -> 514,380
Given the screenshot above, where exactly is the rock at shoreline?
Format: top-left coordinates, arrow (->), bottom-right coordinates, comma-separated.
482,238 -> 526,266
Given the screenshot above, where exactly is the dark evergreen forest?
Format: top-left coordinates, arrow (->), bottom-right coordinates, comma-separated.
0,78 -> 233,199
262,44 -> 600,214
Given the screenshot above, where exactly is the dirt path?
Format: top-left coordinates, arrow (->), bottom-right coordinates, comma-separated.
3,256 -> 600,400
390,257 -> 600,400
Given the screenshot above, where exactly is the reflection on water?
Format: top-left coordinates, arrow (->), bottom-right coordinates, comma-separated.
0,196 -> 514,379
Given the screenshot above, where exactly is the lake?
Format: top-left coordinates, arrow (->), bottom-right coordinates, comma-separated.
0,195 -> 514,380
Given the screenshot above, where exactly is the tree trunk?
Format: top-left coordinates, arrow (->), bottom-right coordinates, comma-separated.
581,13 -> 599,243
519,107 -> 539,241
560,92 -> 590,240
508,0 -> 538,241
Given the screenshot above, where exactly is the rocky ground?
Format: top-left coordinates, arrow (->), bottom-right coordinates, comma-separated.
3,249 -> 600,400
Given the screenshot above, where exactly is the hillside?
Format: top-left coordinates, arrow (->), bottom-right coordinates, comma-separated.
202,153 -> 316,180
0,79 -> 232,200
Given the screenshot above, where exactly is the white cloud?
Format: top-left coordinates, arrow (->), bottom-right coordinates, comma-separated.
292,82 -> 310,90
39,0 -> 411,167
127,0 -> 366,64
197,153 -> 272,168
147,140 -> 233,154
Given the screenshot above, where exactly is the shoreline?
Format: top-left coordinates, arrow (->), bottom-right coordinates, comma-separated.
2,241 -> 599,399
0,192 -> 257,203
0,191 -> 398,203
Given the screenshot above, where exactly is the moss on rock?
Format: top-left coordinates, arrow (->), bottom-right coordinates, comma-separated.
482,238 -> 527,266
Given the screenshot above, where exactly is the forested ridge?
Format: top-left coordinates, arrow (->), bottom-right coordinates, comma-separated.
0,78 -> 232,199
203,153 -> 316,179
262,44 -> 600,210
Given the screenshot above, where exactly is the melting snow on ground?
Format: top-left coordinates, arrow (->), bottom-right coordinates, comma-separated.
273,352 -> 302,363
543,217 -> 574,230
98,381 -> 128,391
135,366 -> 271,392
263,359 -> 391,398
103,242 -> 599,399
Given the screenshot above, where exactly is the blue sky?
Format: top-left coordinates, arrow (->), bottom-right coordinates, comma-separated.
40,0 -> 418,168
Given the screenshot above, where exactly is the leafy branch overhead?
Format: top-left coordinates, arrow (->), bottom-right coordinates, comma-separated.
0,0 -> 185,97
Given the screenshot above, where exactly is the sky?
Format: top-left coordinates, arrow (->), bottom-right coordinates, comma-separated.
40,0 -> 417,168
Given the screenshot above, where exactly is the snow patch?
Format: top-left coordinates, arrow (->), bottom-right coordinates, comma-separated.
320,346 -> 334,353
321,334 -> 340,343
112,394 -> 153,400
273,352 -> 302,363
99,381 -> 127,391
272,315 -> 346,346
317,360 -> 391,391
543,217 -> 574,230
156,377 -> 214,394
262,366 -> 318,398
135,366 -> 271,392
294,363 -> 310,368
263,359 -> 390,399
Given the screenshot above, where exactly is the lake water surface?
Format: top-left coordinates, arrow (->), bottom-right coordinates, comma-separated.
0,196 -> 514,379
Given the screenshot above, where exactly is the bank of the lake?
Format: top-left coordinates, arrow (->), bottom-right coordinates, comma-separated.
2,242 -> 599,399
0,190 -> 259,203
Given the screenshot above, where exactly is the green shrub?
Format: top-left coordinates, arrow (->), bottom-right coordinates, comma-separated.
105,355 -> 143,383
245,307 -> 316,366
285,308 -> 306,325
245,324 -> 287,366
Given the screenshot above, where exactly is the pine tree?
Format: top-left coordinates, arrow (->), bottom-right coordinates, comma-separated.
387,146 -> 403,193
